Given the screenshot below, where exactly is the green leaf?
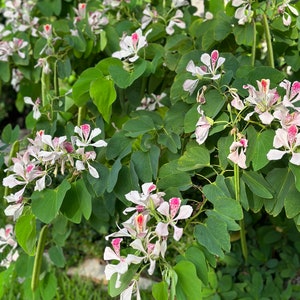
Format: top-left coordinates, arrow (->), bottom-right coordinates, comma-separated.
202,89 -> 226,118
157,160 -> 192,191
248,67 -> 285,85
158,130 -> 181,153
284,185 -> 300,219
217,135 -> 234,170
264,168 -> 294,216
108,263 -> 140,297
0,61 -> 10,82
184,104 -> 199,133
57,58 -> 72,79
109,59 -> 147,88
72,67 -> 103,106
233,22 -> 254,46
177,146 -> 210,171
107,158 -> 122,193
173,261 -> 202,300
90,76 -> 117,123
106,131 -> 133,160
289,163 -> 300,192
184,246 -> 208,285
15,210 -> 36,256
152,281 -> 169,300
1,124 -> 20,144
40,272 -> 57,300
32,179 -> 71,224
48,246 -> 65,268
251,129 -> 274,171
60,179 -> 91,223
194,215 -> 230,258
123,115 -> 155,137
131,146 -> 160,182
241,171 -> 273,199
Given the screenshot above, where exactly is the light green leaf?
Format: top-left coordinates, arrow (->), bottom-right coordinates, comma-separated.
177,146 -> 210,171
90,76 -> 117,123
242,171 -> 273,199
40,272 -> 57,300
152,281 -> 169,300
233,22 -> 254,46
15,209 -> 36,256
72,67 -> 103,106
248,67 -> 285,85
173,261 -> 203,300
32,179 -> 71,224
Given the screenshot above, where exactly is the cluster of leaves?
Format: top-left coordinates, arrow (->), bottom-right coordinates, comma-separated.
1,0 -> 300,299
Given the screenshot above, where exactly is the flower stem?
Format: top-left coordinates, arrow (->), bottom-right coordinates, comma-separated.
234,163 -> 248,263
262,13 -> 274,68
41,70 -> 50,107
251,20 -> 256,67
77,106 -> 86,127
31,224 -> 48,293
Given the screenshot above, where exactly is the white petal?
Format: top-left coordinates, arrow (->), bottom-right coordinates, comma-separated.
267,149 -> 287,161
174,205 -> 193,220
155,222 -> 169,237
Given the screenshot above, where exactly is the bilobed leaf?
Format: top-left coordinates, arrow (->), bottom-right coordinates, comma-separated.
241,171 -> 273,199
72,67 -> 103,106
233,22 -> 254,46
32,179 -> 71,224
202,89 -> 226,118
106,131 -> 133,160
177,146 -> 210,171
158,131 -> 181,153
123,115 -> 155,137
48,246 -> 65,268
264,168 -> 294,216
107,158 -> 122,193
173,261 -> 202,300
90,76 -> 117,123
194,215 -> 230,258
248,67 -> 285,85
109,59 -> 147,88
40,272 -> 57,300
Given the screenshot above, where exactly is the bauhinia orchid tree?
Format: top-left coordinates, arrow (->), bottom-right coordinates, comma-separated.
1,0 -> 300,299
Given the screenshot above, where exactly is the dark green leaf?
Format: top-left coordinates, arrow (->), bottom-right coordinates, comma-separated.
177,146 -> 210,171
123,115 -> 155,137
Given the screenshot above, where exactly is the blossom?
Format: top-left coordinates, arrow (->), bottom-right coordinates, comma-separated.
232,0 -> 253,25
279,80 -> 300,111
195,106 -> 213,145
166,10 -> 186,35
124,182 -> 164,215
155,197 -> 193,241
120,280 -> 141,300
267,125 -> 300,165
74,124 -> 107,148
74,3 -> 87,22
75,149 -> 99,178
227,138 -> 248,169
278,0 -> 299,26
8,38 -> 28,59
141,4 -> 158,29
0,41 -> 13,61
88,11 -> 109,34
136,93 -> 166,111
243,79 -> 280,125
0,224 -> 19,268
34,58 -> 52,74
112,28 -> 152,62
230,88 -> 245,110
4,188 -> 25,221
24,97 -> 41,120
183,50 -> 225,94
11,68 -> 23,92
172,0 -> 189,8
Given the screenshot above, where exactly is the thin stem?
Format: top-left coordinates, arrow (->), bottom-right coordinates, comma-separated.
234,163 -> 248,263
77,106 -> 86,127
41,71 -> 50,107
251,20 -> 256,67
262,13 -> 274,68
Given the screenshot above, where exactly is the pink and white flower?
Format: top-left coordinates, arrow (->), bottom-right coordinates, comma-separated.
195,106 -> 213,145
155,197 -> 193,241
24,97 -> 41,120
232,0 -> 253,25
112,28 -> 152,62
228,137 -> 248,169
166,10 -> 186,35
243,79 -> 280,125
279,80 -> 300,111
267,125 -> 300,165
183,50 -> 225,94
136,93 -> 166,111
74,124 -> 107,148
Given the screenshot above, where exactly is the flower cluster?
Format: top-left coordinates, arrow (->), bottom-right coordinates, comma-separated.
230,78 -> 300,165
136,92 -> 166,111
2,124 -> 107,220
0,224 -> 19,268
103,182 -> 193,299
